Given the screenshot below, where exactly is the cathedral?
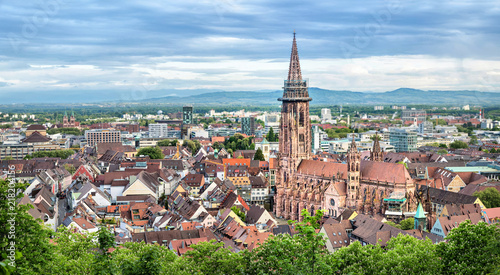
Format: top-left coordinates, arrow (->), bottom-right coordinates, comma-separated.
274,34 -> 416,221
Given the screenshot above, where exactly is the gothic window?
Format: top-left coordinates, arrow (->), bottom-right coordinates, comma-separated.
299,134 -> 304,142
330,198 -> 335,206
299,109 -> 305,127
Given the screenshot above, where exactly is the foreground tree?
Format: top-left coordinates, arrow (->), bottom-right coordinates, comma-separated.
438,220 -> 500,275
0,180 -> 54,275
246,209 -> 338,274
109,242 -> 177,275
175,240 -> 245,275
336,234 -> 440,274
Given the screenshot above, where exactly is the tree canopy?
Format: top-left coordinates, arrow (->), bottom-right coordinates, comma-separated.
253,148 -> 265,161
449,140 -> 469,149
24,149 -> 77,160
136,147 -> 164,159
157,139 -> 178,147
266,127 -> 277,142
473,187 -> 500,208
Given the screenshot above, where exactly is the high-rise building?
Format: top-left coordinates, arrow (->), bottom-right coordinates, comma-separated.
182,106 -> 194,125
241,117 -> 255,136
312,125 -> 321,152
149,124 -> 169,138
389,128 -> 417,152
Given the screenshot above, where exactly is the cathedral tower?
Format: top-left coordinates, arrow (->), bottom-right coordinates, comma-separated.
277,32 -> 312,183
371,132 -> 383,162
63,111 -> 69,127
275,33 -> 312,218
346,136 -> 360,209
70,111 -> 76,126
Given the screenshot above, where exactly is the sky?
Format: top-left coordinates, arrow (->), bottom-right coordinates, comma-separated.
0,0 -> 499,103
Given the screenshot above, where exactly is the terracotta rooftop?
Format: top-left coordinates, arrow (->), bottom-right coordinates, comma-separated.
297,159 -> 347,179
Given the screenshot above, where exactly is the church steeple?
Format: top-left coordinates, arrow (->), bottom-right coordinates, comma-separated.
287,31 -> 302,81
414,202 -> 427,230
349,135 -> 357,153
346,134 -> 360,209
280,32 -> 310,100
275,33 -> 313,219
371,132 -> 383,162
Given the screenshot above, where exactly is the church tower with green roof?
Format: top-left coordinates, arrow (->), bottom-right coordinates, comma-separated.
414,202 -> 427,230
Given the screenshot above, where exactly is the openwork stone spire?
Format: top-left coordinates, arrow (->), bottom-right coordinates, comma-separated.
287,32 -> 302,81
349,134 -> 357,153
280,32 -> 310,101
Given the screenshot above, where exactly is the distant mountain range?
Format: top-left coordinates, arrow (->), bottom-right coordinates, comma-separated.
1,88 -> 498,105
142,87 -> 500,106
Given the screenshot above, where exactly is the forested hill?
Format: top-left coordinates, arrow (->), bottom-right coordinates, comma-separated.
144,87 -> 500,106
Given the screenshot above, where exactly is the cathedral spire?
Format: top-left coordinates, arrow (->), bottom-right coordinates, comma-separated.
349,134 -> 357,153
287,32 -> 302,81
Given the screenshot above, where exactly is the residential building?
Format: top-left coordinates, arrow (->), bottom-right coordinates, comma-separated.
389,128 -> 417,152
418,121 -> 434,134
85,129 -> 121,146
402,109 -> 426,124
149,124 -> 169,138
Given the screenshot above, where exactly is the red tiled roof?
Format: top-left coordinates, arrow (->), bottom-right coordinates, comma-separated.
360,160 -> 412,184
269,158 -> 277,169
297,160 -> 347,179
72,217 -> 96,230
484,207 -> 500,220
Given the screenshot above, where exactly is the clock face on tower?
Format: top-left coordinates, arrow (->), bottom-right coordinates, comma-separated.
330,198 -> 335,206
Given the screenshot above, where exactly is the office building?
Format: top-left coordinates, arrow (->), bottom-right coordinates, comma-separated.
149,124 -> 169,138
389,128 -> 418,152
85,129 -> 121,146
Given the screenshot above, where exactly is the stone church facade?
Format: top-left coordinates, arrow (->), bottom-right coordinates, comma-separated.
274,35 -> 416,221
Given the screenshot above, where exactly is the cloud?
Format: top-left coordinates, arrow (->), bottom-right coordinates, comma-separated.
0,0 -> 498,102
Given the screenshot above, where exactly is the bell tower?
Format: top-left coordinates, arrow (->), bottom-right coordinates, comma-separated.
277,32 -> 312,182
346,136 -> 360,209
275,33 -> 312,218
63,111 -> 69,127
